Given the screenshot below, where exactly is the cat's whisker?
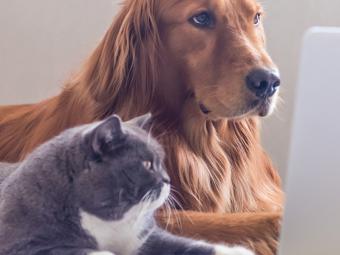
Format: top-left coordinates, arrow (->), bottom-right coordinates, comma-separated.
168,187 -> 194,226
169,187 -> 185,211
164,204 -> 175,231
163,203 -> 172,231
134,191 -> 152,226
163,194 -> 183,231
163,192 -> 175,223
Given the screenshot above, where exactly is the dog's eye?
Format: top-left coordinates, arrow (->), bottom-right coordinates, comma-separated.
254,13 -> 261,25
190,12 -> 214,28
142,161 -> 153,170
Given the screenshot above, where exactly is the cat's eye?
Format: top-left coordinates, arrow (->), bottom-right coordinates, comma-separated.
254,13 -> 261,26
142,161 -> 153,170
190,11 -> 214,28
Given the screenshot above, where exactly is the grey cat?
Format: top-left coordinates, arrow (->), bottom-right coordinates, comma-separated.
0,114 -> 253,255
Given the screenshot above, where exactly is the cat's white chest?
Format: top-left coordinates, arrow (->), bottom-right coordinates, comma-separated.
80,206 -> 151,255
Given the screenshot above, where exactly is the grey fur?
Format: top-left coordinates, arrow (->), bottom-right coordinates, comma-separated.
0,114 -> 252,255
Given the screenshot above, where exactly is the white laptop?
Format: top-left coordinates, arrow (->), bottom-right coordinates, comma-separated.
278,27 -> 340,255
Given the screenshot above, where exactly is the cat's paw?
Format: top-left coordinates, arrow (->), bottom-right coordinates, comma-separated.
213,245 -> 255,255
88,252 -> 115,255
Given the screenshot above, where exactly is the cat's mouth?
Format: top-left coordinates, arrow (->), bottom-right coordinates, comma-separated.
148,183 -> 170,210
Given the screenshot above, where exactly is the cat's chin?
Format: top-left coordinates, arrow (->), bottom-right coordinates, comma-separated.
83,203 -> 132,222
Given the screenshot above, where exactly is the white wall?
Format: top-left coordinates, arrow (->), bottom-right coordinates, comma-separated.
0,0 -> 115,104
1,0 -> 340,182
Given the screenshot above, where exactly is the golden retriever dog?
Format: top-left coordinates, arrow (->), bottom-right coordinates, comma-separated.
0,0 -> 284,254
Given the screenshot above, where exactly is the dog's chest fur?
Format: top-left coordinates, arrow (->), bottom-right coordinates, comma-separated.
80,205 -> 153,255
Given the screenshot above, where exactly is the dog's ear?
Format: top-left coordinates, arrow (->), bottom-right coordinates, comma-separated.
128,113 -> 152,131
85,115 -> 125,160
87,1 -> 160,111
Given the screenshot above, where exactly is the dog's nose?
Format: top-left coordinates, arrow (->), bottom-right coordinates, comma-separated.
246,69 -> 281,98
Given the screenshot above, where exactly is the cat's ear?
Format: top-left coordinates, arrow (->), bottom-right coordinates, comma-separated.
128,113 -> 152,130
86,115 -> 125,159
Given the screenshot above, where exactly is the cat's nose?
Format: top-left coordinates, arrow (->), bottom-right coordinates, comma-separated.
162,176 -> 170,184
161,172 -> 170,184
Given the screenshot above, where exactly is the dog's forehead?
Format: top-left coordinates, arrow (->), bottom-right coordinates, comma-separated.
208,0 -> 261,13
234,0 -> 263,15
159,0 -> 261,21
159,0 -> 260,10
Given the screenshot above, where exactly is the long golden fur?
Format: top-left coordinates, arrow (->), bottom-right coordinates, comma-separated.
0,0 -> 284,254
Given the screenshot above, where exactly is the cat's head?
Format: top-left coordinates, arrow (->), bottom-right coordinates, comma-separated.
75,114 -> 170,221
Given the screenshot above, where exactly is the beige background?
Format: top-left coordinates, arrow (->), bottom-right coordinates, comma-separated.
1,0 -> 340,183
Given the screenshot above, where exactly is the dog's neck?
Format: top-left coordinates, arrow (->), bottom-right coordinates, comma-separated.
148,96 -> 283,213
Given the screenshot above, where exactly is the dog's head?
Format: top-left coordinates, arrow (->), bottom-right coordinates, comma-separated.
158,0 -> 280,119
94,0 -> 280,120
